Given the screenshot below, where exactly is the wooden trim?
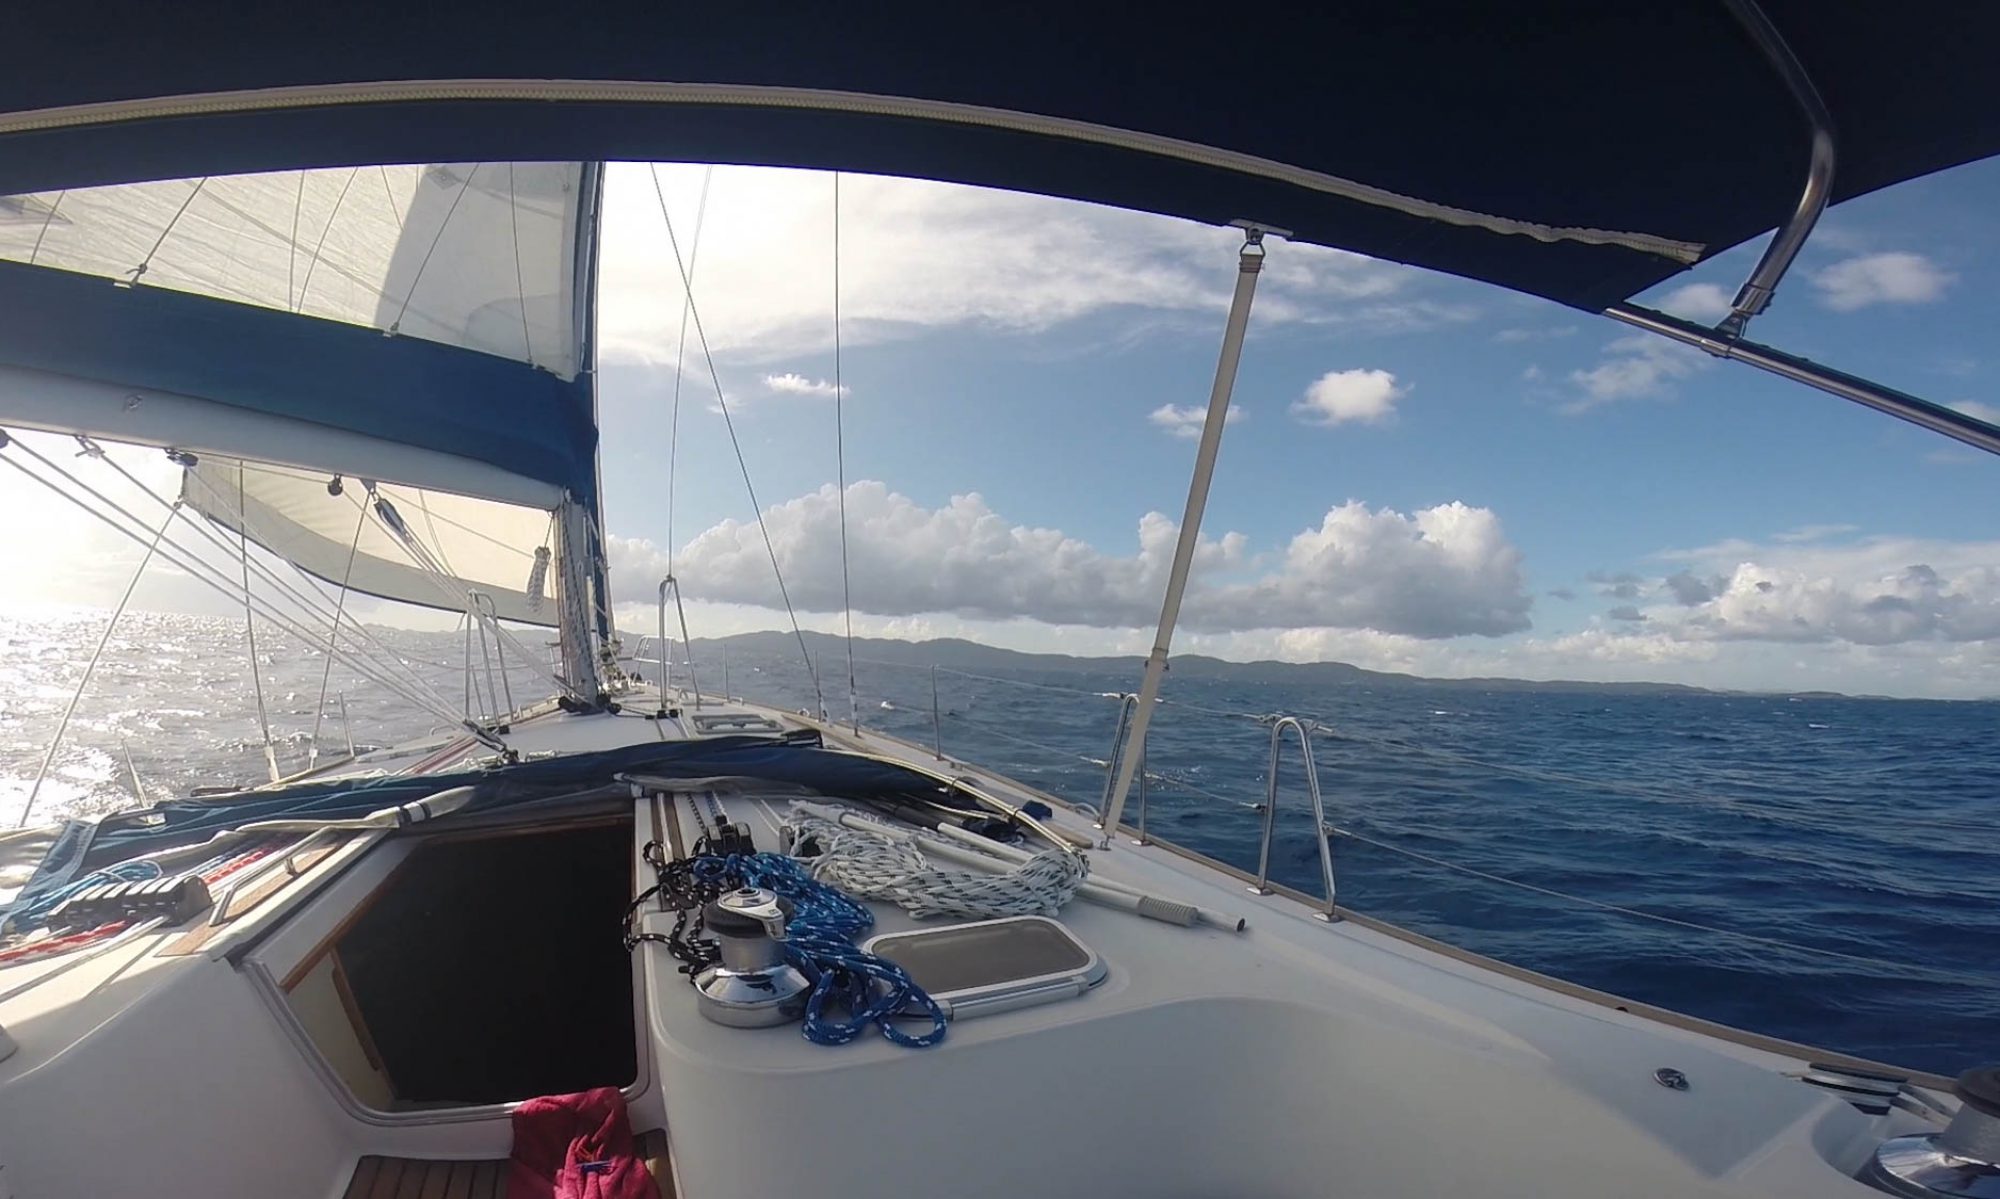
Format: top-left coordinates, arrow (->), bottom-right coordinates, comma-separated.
329,949 -> 391,1079
158,840 -> 344,957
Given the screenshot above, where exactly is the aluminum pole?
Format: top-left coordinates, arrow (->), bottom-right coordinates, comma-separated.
1097,228 -> 1270,845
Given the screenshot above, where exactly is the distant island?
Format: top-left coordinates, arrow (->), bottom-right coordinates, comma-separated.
644,629 -> 1913,702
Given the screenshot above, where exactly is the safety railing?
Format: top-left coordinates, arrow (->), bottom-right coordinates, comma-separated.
1251,716 -> 1337,921
654,575 -> 700,709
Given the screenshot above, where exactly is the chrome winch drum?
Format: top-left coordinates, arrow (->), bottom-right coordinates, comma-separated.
1862,1066 -> 2000,1199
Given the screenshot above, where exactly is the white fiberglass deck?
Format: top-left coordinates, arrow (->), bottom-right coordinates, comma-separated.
0,689 -> 1956,1198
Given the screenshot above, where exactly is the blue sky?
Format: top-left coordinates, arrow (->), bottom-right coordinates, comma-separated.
3,157 -> 1996,698
582,158 -> 2000,698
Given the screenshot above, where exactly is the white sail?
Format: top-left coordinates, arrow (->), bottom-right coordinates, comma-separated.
181,456 -> 561,626
0,162 -> 585,377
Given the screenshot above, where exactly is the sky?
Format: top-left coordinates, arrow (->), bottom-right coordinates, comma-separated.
6,157 -> 2000,698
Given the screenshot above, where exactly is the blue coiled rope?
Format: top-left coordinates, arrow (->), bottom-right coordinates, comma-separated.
687,851 -> 947,1048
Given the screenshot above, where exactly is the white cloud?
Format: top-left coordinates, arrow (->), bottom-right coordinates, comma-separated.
1771,523 -> 1860,544
761,372 -> 849,399
1221,500 -> 1530,636
1492,325 -> 1576,344
1951,400 -> 2000,425
1812,252 -> 1954,312
596,164 -> 1468,365
1147,403 -> 1243,439
1565,334 -> 1710,411
1640,533 -> 2000,646
1658,282 -> 1734,323
1292,368 -> 1407,426
610,483 -> 1530,639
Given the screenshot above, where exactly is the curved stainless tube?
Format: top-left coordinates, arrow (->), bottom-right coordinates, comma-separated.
1251,716 -> 1337,922
1718,0 -> 1837,332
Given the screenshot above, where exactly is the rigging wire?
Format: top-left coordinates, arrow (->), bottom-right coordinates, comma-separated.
286,169 -> 305,311
647,164 -> 825,717
293,166 -> 359,312
125,177 -> 207,286
0,439 -> 469,730
15,500 -> 178,828
1327,823 -> 1971,983
337,485 -> 577,702
28,189 -> 65,264
662,164 -> 712,581
121,455 -> 459,714
236,467 -> 281,783
857,654 -> 2000,839
388,163 -> 476,334
506,163 -> 535,367
308,502 -> 371,768
937,698 -> 1966,981
377,166 -> 405,232
833,172 -> 858,731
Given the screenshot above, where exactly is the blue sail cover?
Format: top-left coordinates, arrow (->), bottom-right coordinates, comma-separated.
0,1 -> 1998,314
25,732 -> 981,875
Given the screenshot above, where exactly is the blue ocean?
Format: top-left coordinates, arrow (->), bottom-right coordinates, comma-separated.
4,610 -> 1994,1075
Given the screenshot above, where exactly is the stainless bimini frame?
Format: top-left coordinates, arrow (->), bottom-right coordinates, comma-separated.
1611,0 -> 2000,457
1099,0 -> 2000,849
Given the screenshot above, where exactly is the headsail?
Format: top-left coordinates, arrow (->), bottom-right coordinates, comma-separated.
181,456 -> 562,627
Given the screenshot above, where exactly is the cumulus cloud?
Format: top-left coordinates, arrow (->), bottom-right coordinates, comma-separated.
1658,282 -> 1733,323
1588,571 -> 1644,600
1662,570 -> 1721,606
1220,501 -> 1531,636
1148,402 -> 1244,439
1292,368 -> 1407,426
597,164 -> 1468,364
1566,335 -> 1710,411
1635,534 -> 2000,646
1492,325 -> 1576,344
1812,252 -> 1954,312
761,372 -> 849,399
610,483 -> 1531,639
1606,605 -> 1647,623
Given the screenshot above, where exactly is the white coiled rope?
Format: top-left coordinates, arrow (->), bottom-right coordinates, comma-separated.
783,806 -> 1086,921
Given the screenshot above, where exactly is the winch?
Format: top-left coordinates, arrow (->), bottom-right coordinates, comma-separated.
1862,1065 -> 2000,1198
692,887 -> 812,1028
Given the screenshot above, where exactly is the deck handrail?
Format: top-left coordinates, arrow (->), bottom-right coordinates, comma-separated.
1251,716 -> 1337,921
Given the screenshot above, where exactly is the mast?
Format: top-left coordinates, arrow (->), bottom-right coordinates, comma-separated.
1097,224 -> 1274,844
562,161 -> 611,703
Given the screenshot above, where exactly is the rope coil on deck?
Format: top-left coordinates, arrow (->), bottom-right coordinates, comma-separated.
783,806 -> 1086,921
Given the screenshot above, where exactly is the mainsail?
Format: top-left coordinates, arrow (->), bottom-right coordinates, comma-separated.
0,160 -> 607,679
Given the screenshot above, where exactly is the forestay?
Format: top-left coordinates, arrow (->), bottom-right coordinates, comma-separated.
182,456 -> 561,626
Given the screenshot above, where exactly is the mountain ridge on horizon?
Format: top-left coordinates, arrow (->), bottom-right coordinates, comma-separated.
638,628 -> 1929,702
